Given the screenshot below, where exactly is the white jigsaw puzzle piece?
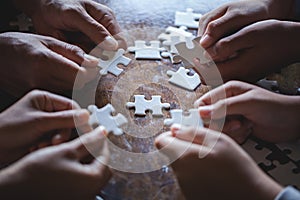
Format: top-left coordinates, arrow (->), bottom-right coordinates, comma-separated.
167,67 -> 201,91
175,36 -> 210,65
158,26 -> 194,44
164,109 -> 203,127
126,95 -> 170,116
88,104 -> 128,136
128,41 -> 165,60
175,8 -> 202,29
98,49 -> 131,76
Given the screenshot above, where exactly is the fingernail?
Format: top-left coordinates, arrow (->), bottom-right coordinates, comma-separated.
75,109 -> 89,124
98,126 -> 108,136
199,107 -> 212,117
101,36 -> 118,50
171,123 -> 182,136
200,34 -> 211,47
84,54 -> 99,63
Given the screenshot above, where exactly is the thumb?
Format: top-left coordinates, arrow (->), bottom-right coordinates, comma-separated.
70,126 -> 108,160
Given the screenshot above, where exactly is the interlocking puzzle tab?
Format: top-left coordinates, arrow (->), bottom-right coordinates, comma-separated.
126,95 -> 170,116
175,8 -> 202,29
128,41 -> 165,60
164,109 -> 203,127
167,67 -> 201,91
98,49 -> 131,76
158,26 -> 194,44
175,36 -> 210,65
88,104 -> 128,136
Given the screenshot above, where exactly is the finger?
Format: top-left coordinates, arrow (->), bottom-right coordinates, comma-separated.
194,81 -> 253,107
45,37 -> 85,65
198,5 -> 227,37
200,11 -> 252,48
71,126 -> 107,159
170,124 -> 206,145
29,90 -> 81,111
85,1 -> 121,36
37,109 -> 90,132
43,49 -> 87,88
199,95 -> 249,120
65,8 -> 118,50
203,29 -> 253,62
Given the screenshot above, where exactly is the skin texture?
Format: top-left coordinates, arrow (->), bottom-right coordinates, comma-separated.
12,0 -> 127,50
195,81 -> 300,144
155,126 -> 283,200
0,32 -> 99,97
0,90 -> 92,164
0,126 -> 111,200
197,0 -> 298,82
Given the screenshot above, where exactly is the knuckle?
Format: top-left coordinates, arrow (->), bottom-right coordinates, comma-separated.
207,21 -> 219,33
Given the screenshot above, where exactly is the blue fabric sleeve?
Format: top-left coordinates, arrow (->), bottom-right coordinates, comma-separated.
275,186 -> 300,200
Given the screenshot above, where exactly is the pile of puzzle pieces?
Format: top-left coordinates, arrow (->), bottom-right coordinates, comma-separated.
88,8 -> 205,136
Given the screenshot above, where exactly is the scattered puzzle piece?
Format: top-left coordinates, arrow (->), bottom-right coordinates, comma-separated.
158,26 -> 194,45
174,8 -> 202,29
277,141 -> 300,163
175,36 -> 210,65
98,49 -> 131,76
167,67 -> 201,91
126,95 -> 170,116
128,40 -> 165,60
164,109 -> 203,127
88,104 -> 128,136
163,35 -> 194,54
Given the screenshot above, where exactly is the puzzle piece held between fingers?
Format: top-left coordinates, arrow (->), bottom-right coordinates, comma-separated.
128,41 -> 165,60
175,8 -> 202,29
164,109 -> 203,127
88,104 -> 128,136
126,95 -> 170,116
98,49 -> 131,76
163,36 -> 194,54
167,67 -> 201,91
175,36 -> 211,65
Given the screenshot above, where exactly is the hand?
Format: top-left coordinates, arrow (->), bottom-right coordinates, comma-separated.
14,0 -> 126,50
155,126 -> 283,200
198,20 -> 300,82
0,90 -> 91,164
195,81 -> 300,143
199,0 -> 295,48
0,32 -> 99,96
0,126 -> 111,200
